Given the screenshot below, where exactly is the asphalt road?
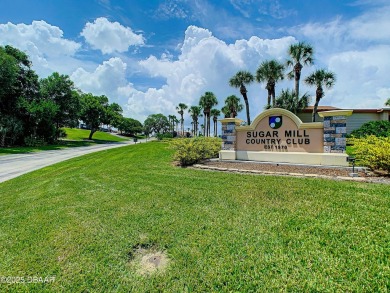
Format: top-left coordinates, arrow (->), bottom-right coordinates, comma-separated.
0,139 -> 146,183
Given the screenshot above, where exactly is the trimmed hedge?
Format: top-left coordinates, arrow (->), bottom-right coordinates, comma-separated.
170,137 -> 221,166
350,121 -> 390,138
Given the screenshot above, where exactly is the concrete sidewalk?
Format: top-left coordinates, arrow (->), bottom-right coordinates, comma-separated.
0,139 -> 146,183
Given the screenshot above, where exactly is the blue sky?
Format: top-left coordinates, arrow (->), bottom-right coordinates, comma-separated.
1,0 -> 389,126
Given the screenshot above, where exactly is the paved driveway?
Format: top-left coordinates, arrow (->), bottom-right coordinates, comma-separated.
0,140 -> 145,183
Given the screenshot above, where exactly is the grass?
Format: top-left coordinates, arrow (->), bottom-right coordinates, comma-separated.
0,128 -> 128,155
0,142 -> 389,292
63,128 -> 128,142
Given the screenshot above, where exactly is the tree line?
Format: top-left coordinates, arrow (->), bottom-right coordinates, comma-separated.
0,45 -> 142,147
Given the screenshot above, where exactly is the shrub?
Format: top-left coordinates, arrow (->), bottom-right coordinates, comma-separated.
350,120 -> 390,138
351,135 -> 390,173
156,132 -> 173,140
170,137 -> 222,166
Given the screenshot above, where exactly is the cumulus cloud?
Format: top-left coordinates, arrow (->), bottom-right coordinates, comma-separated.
125,25 -> 295,124
0,20 -> 81,75
290,3 -> 390,109
81,17 -> 144,54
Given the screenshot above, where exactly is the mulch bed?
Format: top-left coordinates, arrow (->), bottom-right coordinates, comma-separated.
195,160 -> 390,184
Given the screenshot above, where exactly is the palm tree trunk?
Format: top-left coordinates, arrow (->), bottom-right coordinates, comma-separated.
242,92 -> 251,125
207,116 -> 211,137
312,99 -> 320,122
267,90 -> 271,107
203,114 -> 206,136
295,77 -> 300,98
294,64 -> 302,97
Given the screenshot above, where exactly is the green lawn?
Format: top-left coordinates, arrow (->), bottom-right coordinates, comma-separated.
63,128 -> 128,142
0,128 -> 127,155
0,142 -> 389,292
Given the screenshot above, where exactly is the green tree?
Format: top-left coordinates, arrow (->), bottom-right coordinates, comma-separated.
286,42 -> 314,97
229,71 -> 254,125
117,117 -> 143,136
143,114 -> 170,135
255,60 -> 285,108
80,94 -> 109,139
104,102 -> 123,130
188,106 -> 202,137
39,72 -> 80,133
199,91 -> 218,137
23,99 -> 59,144
224,95 -> 244,118
304,69 -> 336,122
176,103 -> 188,136
274,89 -> 310,115
210,108 -> 221,137
0,45 -> 40,145
385,98 -> 390,106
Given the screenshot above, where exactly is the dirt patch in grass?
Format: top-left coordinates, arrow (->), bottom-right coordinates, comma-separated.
128,243 -> 169,276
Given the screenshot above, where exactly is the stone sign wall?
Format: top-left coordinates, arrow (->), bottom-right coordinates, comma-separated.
219,108 -> 353,166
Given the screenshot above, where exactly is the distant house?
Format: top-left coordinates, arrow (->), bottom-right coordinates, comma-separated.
297,106 -> 390,134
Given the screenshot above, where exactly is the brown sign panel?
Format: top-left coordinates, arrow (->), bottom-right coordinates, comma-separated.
236,108 -> 324,153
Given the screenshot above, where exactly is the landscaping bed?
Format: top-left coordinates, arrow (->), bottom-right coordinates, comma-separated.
198,160 -> 390,184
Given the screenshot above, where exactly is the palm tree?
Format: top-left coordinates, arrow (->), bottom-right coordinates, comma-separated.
176,103 -> 188,136
386,98 -> 390,106
221,105 -> 231,118
168,114 -> 176,135
274,89 -> 310,115
188,106 -> 202,137
210,109 -> 221,137
287,42 -> 314,97
229,71 -> 254,125
305,69 -> 336,122
199,92 -> 218,137
255,60 -> 285,108
224,95 -> 244,118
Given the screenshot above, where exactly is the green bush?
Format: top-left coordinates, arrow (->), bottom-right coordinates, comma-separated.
156,132 -> 173,140
351,135 -> 390,173
170,137 -> 222,166
350,120 -> 390,138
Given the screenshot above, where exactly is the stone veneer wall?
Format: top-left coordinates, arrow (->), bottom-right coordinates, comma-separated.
220,118 -> 242,150
320,110 -> 353,153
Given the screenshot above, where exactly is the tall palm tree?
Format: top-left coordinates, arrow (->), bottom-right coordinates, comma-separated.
305,69 -> 336,122
229,71 -> 254,125
188,106 -> 202,137
173,116 -> 180,133
255,60 -> 285,108
176,103 -> 188,136
199,92 -> 218,137
386,98 -> 390,106
210,109 -> 221,137
274,89 -> 310,115
168,114 -> 176,134
287,42 -> 314,97
224,95 -> 244,118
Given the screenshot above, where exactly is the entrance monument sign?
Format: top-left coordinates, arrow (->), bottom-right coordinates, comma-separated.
220,108 -> 353,166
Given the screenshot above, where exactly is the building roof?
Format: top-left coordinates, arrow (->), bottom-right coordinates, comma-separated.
302,106 -> 390,113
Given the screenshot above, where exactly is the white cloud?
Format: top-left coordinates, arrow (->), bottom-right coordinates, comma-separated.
289,3 -> 390,109
81,17 -> 144,54
71,57 -> 128,101
323,46 -> 390,108
127,25 -> 295,124
0,20 -> 81,76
